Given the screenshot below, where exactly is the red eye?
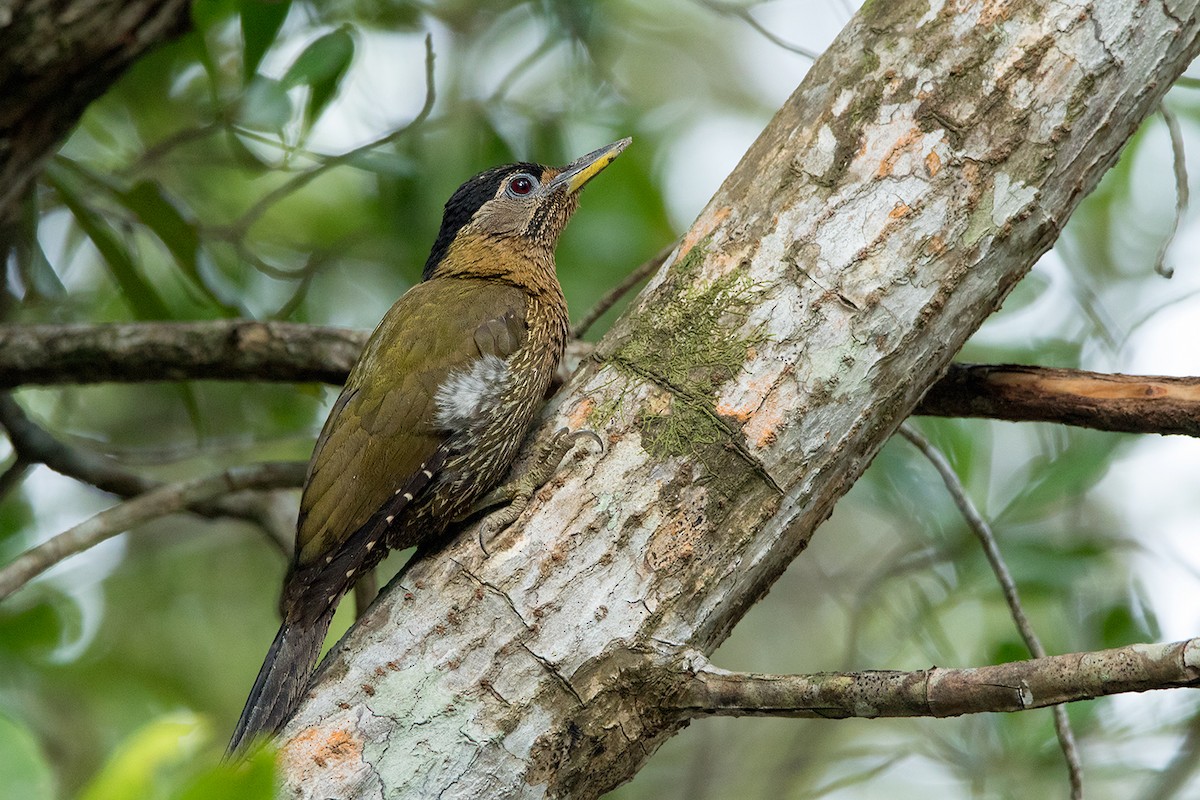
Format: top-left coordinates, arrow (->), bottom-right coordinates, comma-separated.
508,175 -> 535,196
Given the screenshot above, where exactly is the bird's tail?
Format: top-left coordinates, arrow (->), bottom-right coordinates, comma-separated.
227,605 -> 336,755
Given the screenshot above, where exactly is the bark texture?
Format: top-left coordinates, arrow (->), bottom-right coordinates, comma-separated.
0,321 -> 363,388
0,0 -> 191,227
268,0 -> 1200,796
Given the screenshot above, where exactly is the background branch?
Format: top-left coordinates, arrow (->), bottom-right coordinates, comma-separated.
0,394 -> 305,550
0,461 -> 303,600
900,423 -> 1082,797
673,639 -> 1200,719
914,363 -> 1200,436
2,324 -> 1198,438
0,321 -> 362,388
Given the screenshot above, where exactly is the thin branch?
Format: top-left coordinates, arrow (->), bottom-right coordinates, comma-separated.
1138,708 -> 1200,800
915,363 -> 1200,437
899,423 -> 1083,799
0,461 -> 302,600
0,457 -> 31,503
672,640 -> 1200,719
2,393 -> 156,496
230,34 -> 436,237
0,394 -> 304,549
572,241 -> 677,339
694,0 -> 822,59
487,34 -> 559,104
118,121 -> 222,177
1155,102 -> 1188,279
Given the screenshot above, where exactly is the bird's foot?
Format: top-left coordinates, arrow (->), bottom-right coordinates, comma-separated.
472,427 -> 603,552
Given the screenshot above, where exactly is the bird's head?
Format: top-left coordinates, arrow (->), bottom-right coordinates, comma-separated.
423,138 -> 631,282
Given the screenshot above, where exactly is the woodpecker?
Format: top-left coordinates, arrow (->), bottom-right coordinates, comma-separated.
228,138 -> 631,753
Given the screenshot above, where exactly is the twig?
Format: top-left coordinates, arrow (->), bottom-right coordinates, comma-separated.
694,0 -> 822,60
0,457 -> 30,504
119,122 -> 222,176
1117,286 -> 1200,354
0,462 -> 303,600
487,34 -> 559,103
0,394 -> 304,550
572,242 -> 677,339
231,34 -> 436,237
1137,708 -> 1200,800
899,423 -> 1084,799
671,639 -> 1200,719
1155,102 -> 1188,279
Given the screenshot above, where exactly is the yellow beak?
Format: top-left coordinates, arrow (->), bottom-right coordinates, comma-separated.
551,137 -> 632,194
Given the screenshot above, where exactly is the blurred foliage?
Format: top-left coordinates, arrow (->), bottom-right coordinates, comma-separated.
2,1 -> 1199,799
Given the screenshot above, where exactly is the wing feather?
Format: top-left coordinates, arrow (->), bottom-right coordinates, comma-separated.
294,279 -> 527,566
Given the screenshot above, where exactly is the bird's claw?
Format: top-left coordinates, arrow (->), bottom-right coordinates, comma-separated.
473,426 -> 603,554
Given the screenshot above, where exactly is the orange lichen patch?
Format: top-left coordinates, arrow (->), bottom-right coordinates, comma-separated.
568,398 -> 595,429
678,206 -> 731,261
716,366 -> 778,423
742,381 -> 796,451
715,399 -> 754,424
876,128 -> 923,178
888,202 -> 912,220
926,234 -> 947,255
925,150 -> 941,177
281,725 -> 362,776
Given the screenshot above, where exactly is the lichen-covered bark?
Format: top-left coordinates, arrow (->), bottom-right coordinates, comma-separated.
0,0 -> 190,227
280,1 -> 1200,798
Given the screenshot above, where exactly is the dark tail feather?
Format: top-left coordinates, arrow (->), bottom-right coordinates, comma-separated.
227,607 -> 336,755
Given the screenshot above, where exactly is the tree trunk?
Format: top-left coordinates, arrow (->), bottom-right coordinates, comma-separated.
272,0 -> 1197,796
0,0 -> 190,228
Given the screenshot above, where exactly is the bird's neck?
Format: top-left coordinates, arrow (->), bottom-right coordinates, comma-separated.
435,233 -> 564,301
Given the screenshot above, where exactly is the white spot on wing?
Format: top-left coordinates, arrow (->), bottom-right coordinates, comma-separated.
435,354 -> 510,433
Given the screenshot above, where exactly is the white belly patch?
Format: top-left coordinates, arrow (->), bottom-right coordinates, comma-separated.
434,354 -> 511,432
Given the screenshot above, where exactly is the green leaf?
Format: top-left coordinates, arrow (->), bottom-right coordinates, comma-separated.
0,600 -> 65,658
240,1 -> 292,82
989,638 -> 1032,665
236,77 -> 294,133
117,181 -> 239,315
281,25 -> 355,132
0,713 -> 54,800
171,744 -> 278,800
191,0 -> 238,33
45,165 -> 173,320
78,713 -> 208,800
997,431 -> 1124,524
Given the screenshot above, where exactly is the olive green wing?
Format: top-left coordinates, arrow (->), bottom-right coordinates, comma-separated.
294,279 -> 527,567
